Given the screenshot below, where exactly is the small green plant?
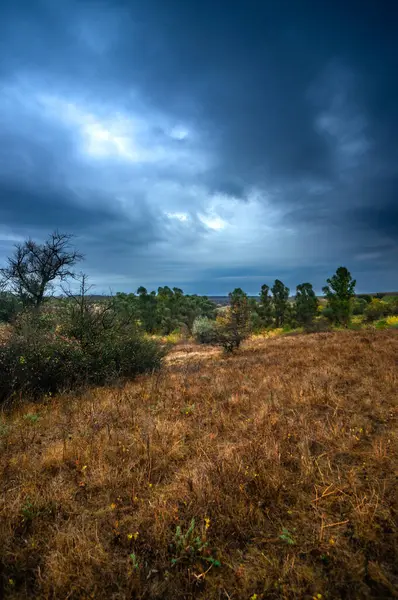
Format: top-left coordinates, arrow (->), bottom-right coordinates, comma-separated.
0,422 -> 9,437
171,518 -> 220,568
129,553 -> 140,571
181,403 -> 195,415
279,527 -> 296,545
172,518 -> 205,564
23,413 -> 41,424
21,498 -> 37,522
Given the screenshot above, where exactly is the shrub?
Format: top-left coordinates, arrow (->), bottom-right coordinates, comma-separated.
364,299 -> 388,322
192,317 -> 218,344
386,315 -> 398,328
0,314 -> 166,404
349,316 -> 364,330
90,334 -> 165,383
304,316 -> 331,333
209,289 -> 252,352
0,334 -> 86,403
383,296 -> 398,316
351,298 -> 368,315
213,305 -> 251,353
13,307 -> 58,336
320,306 -> 334,322
356,294 -> 372,304
0,292 -> 22,323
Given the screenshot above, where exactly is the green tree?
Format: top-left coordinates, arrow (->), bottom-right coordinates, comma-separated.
215,288 -> 251,351
137,287 -> 159,333
114,292 -> 140,327
182,295 -> 216,334
322,267 -> 356,326
229,288 -> 251,344
258,284 -> 274,327
295,283 -> 318,326
271,279 -> 290,327
156,286 -> 179,334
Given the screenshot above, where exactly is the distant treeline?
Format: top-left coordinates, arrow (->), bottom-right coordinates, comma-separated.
2,232 -> 397,401
1,232 -> 397,336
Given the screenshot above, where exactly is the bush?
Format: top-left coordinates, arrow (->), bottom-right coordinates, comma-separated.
0,292 -> 22,323
192,317 -> 218,344
386,315 -> 398,328
356,294 -> 372,304
351,298 -> 367,315
0,334 -> 86,403
364,299 -> 388,322
319,306 -> 334,322
383,296 -> 398,316
304,316 -> 331,333
0,313 -> 166,404
88,334 -> 165,383
212,310 -> 250,353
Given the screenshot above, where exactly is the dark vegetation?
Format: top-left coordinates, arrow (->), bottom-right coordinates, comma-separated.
1,232 -> 398,402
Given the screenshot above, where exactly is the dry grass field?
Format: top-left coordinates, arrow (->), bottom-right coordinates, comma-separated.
0,331 -> 397,599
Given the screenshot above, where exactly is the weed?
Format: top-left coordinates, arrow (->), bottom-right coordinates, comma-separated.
129,553 -> 140,571
23,412 -> 41,424
170,518 -> 220,568
279,527 -> 296,545
20,498 -> 38,522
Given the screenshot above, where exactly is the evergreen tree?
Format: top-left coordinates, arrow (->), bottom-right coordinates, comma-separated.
295,282 -> 318,326
215,288 -> 251,351
322,267 -> 356,326
271,279 -> 290,327
258,284 -> 274,327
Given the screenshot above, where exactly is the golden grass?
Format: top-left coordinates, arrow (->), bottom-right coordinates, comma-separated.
0,331 -> 397,599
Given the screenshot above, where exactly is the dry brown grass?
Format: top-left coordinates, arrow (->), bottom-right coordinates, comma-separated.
0,331 -> 397,599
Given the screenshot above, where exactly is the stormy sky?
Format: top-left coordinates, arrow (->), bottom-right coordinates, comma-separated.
0,0 -> 397,295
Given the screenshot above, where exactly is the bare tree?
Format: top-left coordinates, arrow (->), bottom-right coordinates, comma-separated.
0,231 -> 83,308
61,273 -> 116,349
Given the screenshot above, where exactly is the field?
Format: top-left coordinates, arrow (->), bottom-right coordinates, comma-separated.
0,330 -> 397,599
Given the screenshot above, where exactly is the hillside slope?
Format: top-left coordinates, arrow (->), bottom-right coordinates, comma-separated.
0,331 -> 397,599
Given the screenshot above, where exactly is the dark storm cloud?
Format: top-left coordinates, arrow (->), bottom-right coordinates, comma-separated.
0,0 -> 397,293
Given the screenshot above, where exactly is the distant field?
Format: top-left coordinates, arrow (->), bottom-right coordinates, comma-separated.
0,330 -> 397,599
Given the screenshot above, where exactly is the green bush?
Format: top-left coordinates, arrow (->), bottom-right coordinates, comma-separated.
0,292 -> 22,323
383,296 -> 398,315
0,334 -> 86,402
351,298 -> 368,315
192,317 -> 218,344
91,334 -> 165,382
320,306 -> 334,322
364,299 -> 388,322
0,314 -> 166,404
304,316 -> 331,333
